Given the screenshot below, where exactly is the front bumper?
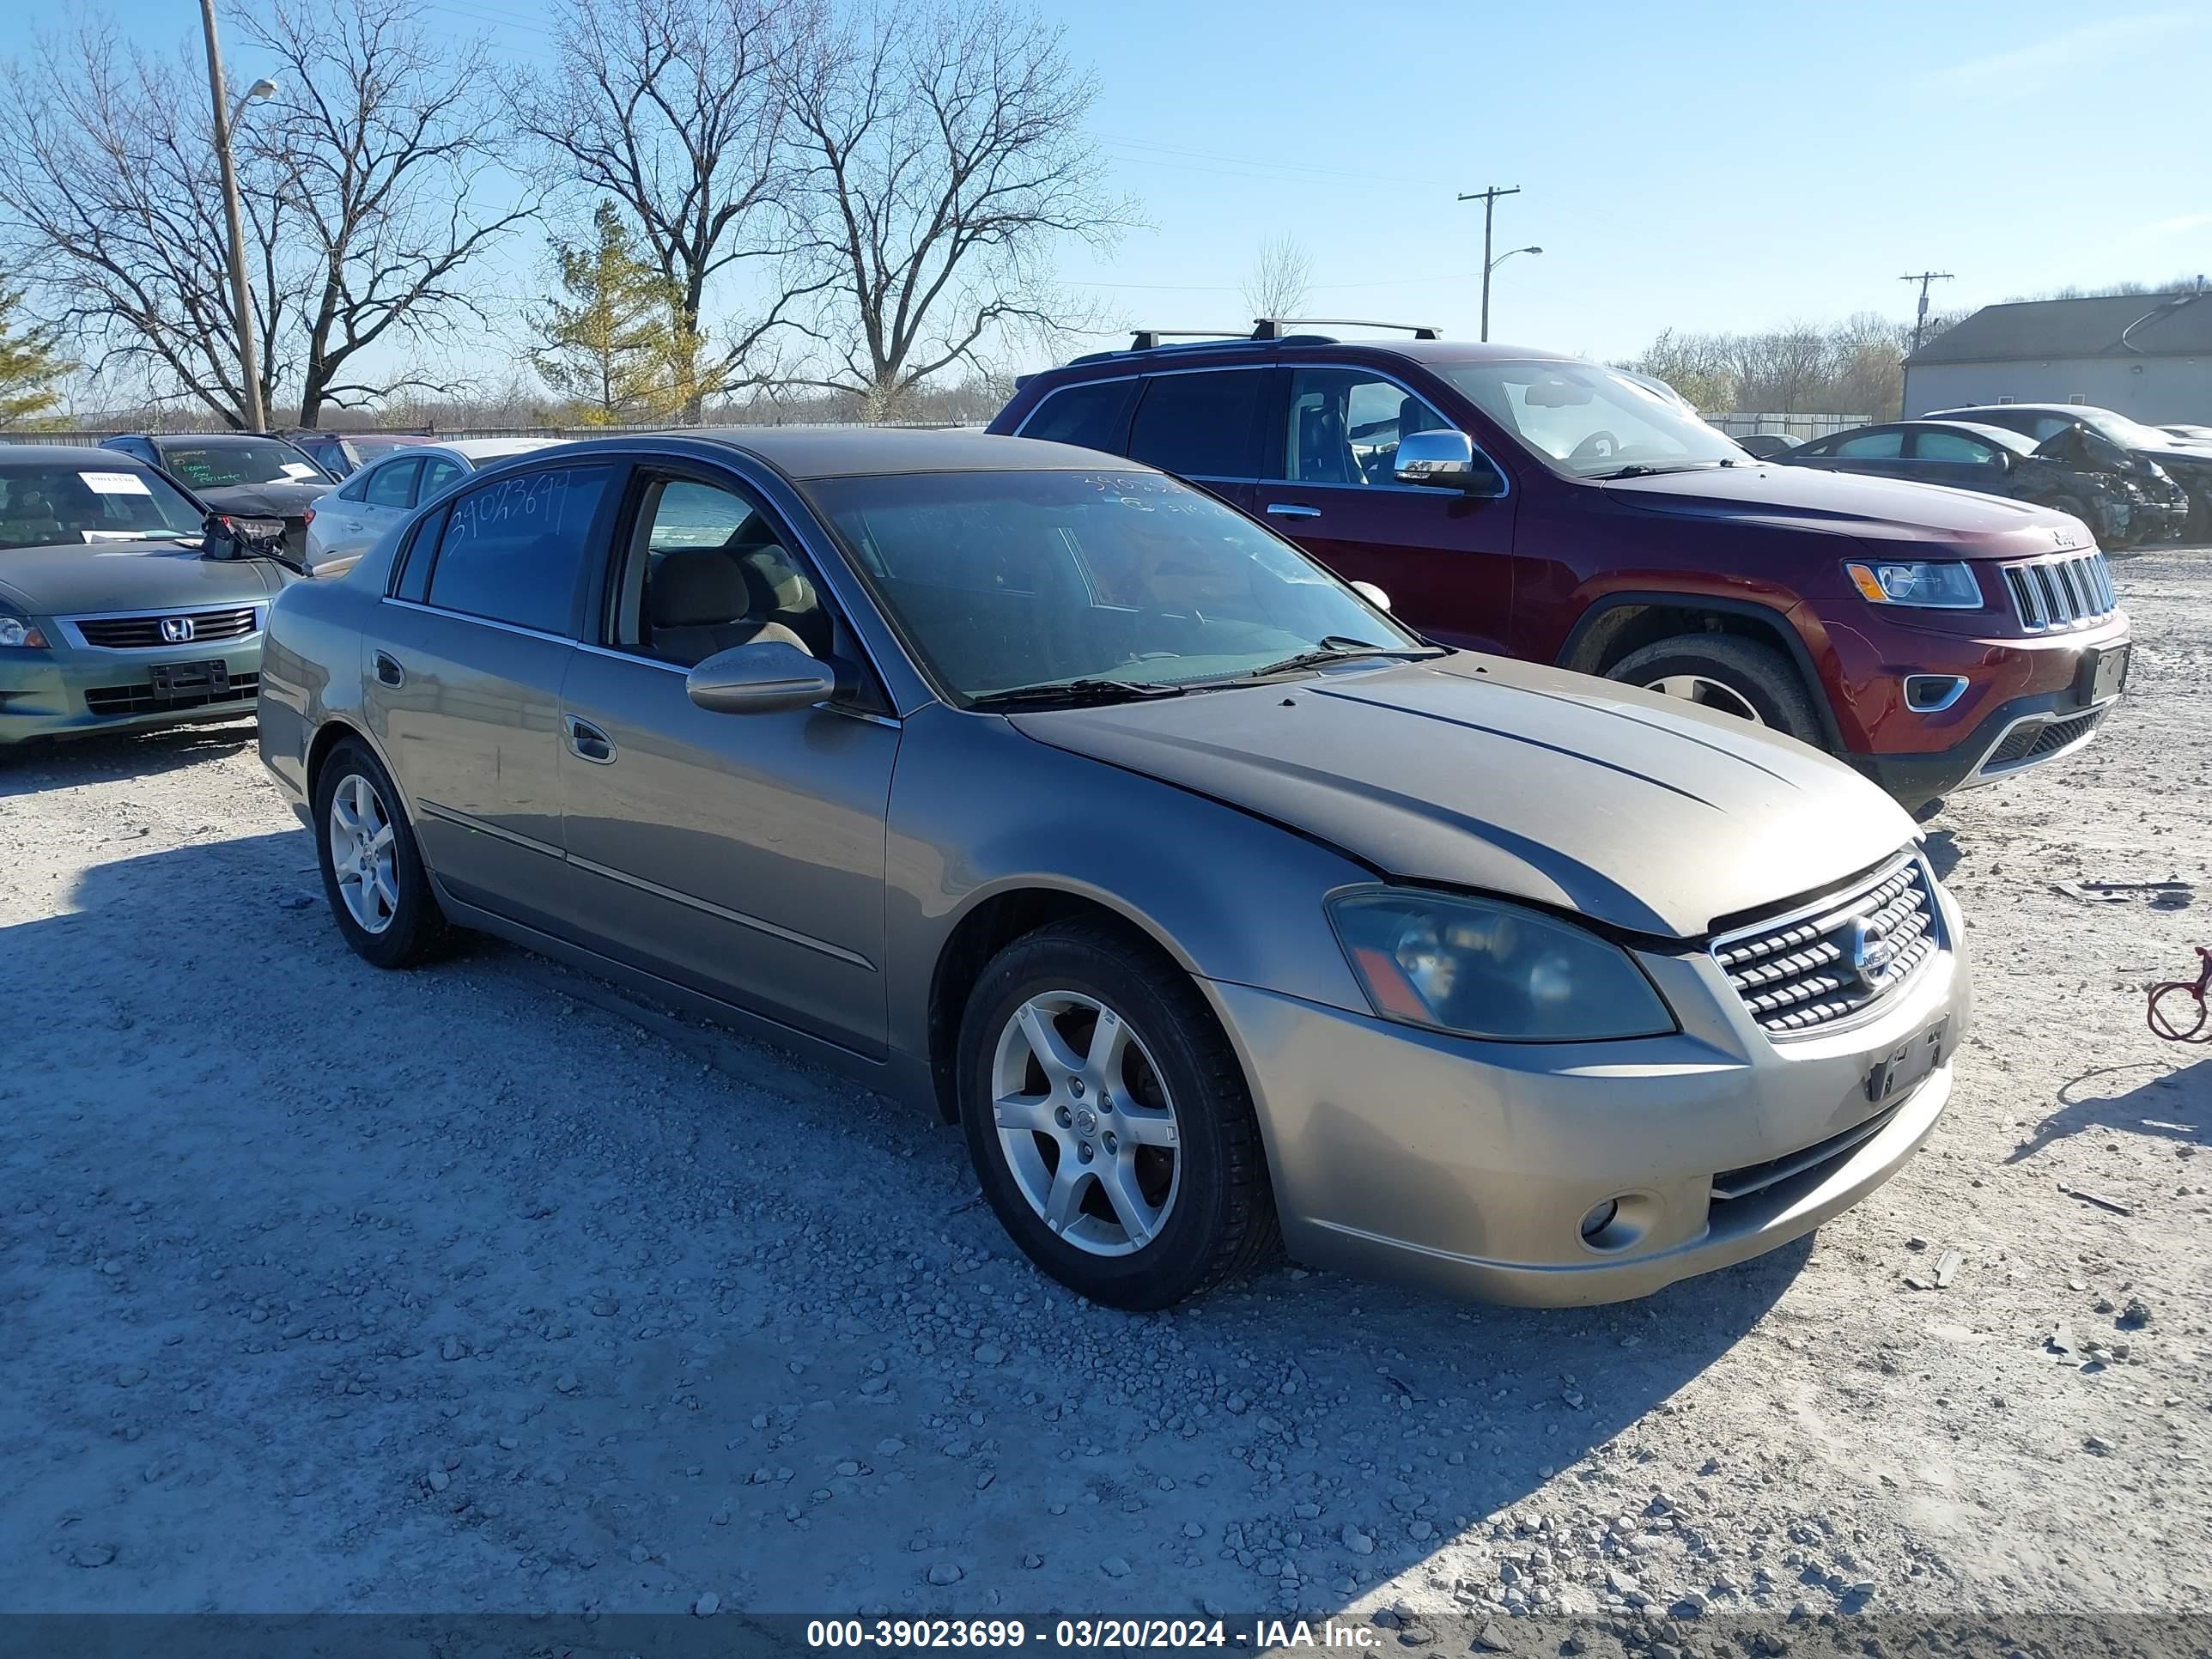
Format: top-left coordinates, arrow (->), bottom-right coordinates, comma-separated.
0,629 -> 264,745
1203,882 -> 1969,1307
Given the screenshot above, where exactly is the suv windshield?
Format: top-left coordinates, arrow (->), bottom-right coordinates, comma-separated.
2075,409 -> 2185,451
1435,360 -> 1747,478
810,468 -> 1428,703
155,438 -> 329,489
0,462 -> 206,550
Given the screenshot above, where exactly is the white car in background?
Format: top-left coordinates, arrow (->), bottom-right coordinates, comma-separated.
301,439 -> 564,578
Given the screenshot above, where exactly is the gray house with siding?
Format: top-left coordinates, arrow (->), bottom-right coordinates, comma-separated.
1902,289 -> 2212,422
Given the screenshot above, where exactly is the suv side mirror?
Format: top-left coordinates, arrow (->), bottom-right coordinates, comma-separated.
686,639 -> 853,714
1395,430 -> 1505,496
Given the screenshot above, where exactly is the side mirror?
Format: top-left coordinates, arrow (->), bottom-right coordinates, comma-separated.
686,639 -> 850,714
1350,580 -> 1392,612
1395,430 -> 1505,496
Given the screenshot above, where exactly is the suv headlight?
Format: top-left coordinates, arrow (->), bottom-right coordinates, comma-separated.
1844,560 -> 1983,609
0,615 -> 50,649
1328,889 -> 1675,1042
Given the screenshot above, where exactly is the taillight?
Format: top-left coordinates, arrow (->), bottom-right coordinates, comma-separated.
303,506 -> 316,525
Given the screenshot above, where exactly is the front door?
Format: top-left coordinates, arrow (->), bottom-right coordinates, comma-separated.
364,459 -> 623,931
1257,367 -> 1516,654
557,468 -> 898,1055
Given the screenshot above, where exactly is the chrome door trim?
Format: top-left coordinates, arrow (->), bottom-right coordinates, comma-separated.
567,852 -> 878,970
416,799 -> 564,860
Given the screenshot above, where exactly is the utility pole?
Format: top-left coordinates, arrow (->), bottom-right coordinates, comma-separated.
1898,270 -> 1954,419
1457,185 -> 1522,343
198,0 -> 266,433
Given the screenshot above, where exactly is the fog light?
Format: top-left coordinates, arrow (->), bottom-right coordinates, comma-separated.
1578,1199 -> 1620,1241
1904,674 -> 1967,714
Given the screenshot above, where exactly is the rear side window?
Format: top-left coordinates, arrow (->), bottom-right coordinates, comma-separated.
419,456 -> 466,499
1021,379 -> 1137,453
1833,430 -> 1905,459
1914,430 -> 1997,464
424,465 -> 616,635
366,459 -> 422,508
1127,371 -> 1266,478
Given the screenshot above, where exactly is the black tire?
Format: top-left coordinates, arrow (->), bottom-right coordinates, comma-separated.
311,737 -> 450,969
955,919 -> 1277,1310
1606,633 -> 1828,748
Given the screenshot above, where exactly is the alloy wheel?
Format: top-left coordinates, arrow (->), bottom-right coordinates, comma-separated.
989,990 -> 1182,1256
1644,673 -> 1763,723
328,771 -> 400,935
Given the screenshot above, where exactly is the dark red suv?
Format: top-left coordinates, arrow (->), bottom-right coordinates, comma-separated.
988,329 -> 2132,814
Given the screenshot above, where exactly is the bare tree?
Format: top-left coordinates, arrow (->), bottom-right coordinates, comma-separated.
241,0 -> 537,426
1242,234 -> 1311,322
778,0 -> 1135,418
0,24 -> 293,427
514,0 -> 820,421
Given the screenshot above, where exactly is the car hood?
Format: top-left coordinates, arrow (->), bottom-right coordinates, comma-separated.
197,481 -> 331,515
1610,463 -> 2091,556
1010,655 -> 1917,939
0,540 -> 282,616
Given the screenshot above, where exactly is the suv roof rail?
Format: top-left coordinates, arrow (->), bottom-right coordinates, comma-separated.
1252,317 -> 1443,340
1066,327 -> 1342,367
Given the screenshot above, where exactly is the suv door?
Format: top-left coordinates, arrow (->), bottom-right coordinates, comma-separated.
556,465 -> 898,1054
1121,368 -> 1269,511
1257,366 -> 1516,654
368,459 -> 622,931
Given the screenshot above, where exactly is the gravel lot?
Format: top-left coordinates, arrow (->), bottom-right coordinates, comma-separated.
3,550 -> 2208,1641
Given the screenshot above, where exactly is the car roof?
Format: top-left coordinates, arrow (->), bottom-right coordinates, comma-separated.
136,431 -> 299,446
552,426 -> 1152,481
1930,404 -> 2093,419
1046,337 -> 1577,380
412,437 -> 563,460
0,444 -> 163,466
1899,419 -> 2039,453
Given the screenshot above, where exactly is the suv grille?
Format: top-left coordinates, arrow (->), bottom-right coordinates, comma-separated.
2001,552 -> 2116,631
1712,854 -> 1942,1037
71,607 -> 261,649
1984,708 -> 2103,770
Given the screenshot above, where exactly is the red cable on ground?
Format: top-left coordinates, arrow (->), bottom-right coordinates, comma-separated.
2148,945 -> 2212,1042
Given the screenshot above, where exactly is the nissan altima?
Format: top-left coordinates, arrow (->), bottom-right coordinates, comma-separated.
258,429 -> 1969,1310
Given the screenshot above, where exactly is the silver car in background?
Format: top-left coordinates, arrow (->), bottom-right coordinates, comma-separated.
258,429 -> 1968,1310
301,438 -> 562,579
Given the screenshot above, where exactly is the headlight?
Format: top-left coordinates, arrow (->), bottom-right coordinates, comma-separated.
1843,560 -> 1983,609
0,615 -> 50,649
1328,889 -> 1675,1042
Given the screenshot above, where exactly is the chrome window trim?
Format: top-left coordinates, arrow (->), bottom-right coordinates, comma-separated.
380,595 -> 574,647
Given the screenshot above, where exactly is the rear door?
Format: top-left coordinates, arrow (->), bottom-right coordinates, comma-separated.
1255,365 -> 1516,654
1121,368 -> 1269,514
365,459 -> 623,932
556,463 -> 898,1054
325,458 -> 422,568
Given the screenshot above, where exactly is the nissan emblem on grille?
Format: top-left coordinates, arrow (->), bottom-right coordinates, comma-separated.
160,617 -> 196,643
1711,854 -> 1942,1036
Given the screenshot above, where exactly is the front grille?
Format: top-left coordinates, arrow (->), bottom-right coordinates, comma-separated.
1983,708 -> 2103,771
1712,854 -> 1943,1037
85,672 -> 258,717
71,607 -> 261,649
2001,551 -> 2116,631
1711,1105 -> 1901,1205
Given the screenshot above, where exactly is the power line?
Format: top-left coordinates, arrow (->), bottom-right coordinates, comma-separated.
1899,270 -> 1955,416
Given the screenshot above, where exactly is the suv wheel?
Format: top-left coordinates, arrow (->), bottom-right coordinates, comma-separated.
1607,634 -> 1826,748
955,920 -> 1277,1310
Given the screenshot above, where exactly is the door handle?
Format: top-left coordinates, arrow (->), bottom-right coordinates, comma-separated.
565,715 -> 617,765
373,651 -> 404,688
1265,502 -> 1322,520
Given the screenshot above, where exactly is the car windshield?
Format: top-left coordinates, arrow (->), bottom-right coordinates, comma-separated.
0,462 -> 206,550
155,438 -> 327,488
1433,360 -> 1747,477
809,468 -> 1430,703
2076,409 -> 2189,451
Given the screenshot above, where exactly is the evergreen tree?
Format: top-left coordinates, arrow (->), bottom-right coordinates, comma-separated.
0,287 -> 70,428
528,203 -> 679,425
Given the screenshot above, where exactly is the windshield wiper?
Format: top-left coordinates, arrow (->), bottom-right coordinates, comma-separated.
1597,461 -> 1729,480
1240,637 -> 1443,679
968,678 -> 1188,710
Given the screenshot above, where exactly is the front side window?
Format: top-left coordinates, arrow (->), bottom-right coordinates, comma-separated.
812,467 -> 1426,702
424,464 -> 616,635
0,462 -> 207,550
1435,360 -> 1745,479
366,459 -> 422,509
606,477 -> 836,667
1282,368 -> 1455,485
155,438 -> 330,488
1022,379 -> 1138,453
1126,372 -> 1265,479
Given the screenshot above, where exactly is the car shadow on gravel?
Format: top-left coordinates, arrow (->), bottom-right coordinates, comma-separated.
0,718 -> 258,798
2005,1057 -> 2208,1164
5,830 -> 1819,1616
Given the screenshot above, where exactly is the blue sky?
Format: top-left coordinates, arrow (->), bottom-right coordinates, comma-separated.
91,0 -> 2212,380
